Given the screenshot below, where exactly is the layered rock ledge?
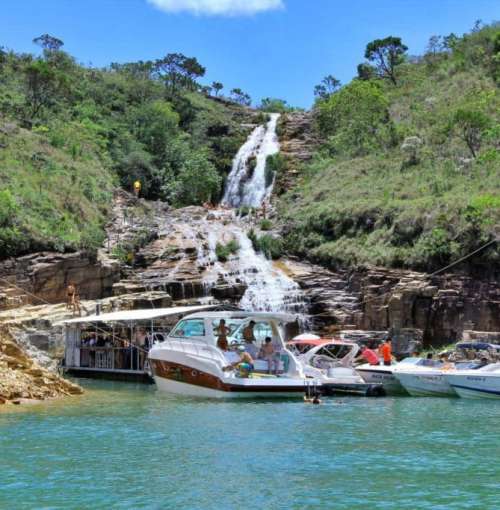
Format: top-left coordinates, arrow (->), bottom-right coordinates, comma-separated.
0,327 -> 82,405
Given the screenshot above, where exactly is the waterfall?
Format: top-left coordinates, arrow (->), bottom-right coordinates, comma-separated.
208,112 -> 306,318
222,113 -> 280,208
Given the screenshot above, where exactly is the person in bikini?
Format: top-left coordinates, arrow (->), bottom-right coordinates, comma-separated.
216,319 -> 230,351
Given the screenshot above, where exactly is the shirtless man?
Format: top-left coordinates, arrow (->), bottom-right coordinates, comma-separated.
223,346 -> 254,377
259,337 -> 279,374
66,283 -> 76,310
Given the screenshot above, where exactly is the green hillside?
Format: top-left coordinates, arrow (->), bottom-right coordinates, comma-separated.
0,39 -> 248,257
279,23 -> 500,272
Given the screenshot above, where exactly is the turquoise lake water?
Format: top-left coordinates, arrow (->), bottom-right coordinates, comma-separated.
1,380 -> 499,510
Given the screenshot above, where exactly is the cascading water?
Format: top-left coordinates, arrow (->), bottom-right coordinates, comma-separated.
222,113 -> 280,208
213,113 -> 307,317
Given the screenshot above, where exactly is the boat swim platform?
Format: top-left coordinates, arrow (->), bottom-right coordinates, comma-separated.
65,367 -> 154,384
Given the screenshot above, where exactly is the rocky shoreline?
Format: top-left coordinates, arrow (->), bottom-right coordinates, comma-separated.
0,327 -> 82,405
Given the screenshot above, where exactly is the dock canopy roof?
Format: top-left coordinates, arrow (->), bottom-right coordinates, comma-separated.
62,305 -> 222,325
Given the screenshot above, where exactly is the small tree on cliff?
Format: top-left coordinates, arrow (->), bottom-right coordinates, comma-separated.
212,81 -> 223,96
452,109 -> 490,158
230,88 -> 251,106
364,36 -> 408,85
314,75 -> 341,100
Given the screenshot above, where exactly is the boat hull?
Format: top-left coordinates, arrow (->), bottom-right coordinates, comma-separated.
356,366 -> 407,395
150,359 -> 307,399
395,372 -> 456,397
445,374 -> 500,399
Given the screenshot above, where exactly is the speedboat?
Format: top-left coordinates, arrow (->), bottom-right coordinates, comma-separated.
444,363 -> 500,399
356,361 -> 409,395
287,337 -> 385,396
392,358 -> 481,397
392,359 -> 457,397
148,311 -> 319,398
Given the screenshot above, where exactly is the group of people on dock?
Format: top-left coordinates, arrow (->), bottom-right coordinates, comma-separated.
79,327 -> 153,371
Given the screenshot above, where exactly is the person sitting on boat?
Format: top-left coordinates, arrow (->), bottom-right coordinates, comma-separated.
259,337 -> 280,374
223,345 -> 254,378
216,319 -> 230,351
421,352 -> 434,366
242,321 -> 259,358
356,345 -> 380,366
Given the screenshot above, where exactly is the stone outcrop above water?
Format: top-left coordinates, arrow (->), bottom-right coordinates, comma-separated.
274,111 -> 319,194
0,251 -> 120,310
0,327 -> 82,405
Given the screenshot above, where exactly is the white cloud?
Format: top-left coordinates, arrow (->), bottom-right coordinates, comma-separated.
147,0 -> 284,16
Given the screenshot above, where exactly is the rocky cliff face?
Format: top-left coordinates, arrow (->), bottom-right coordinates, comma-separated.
0,327 -> 82,404
274,111 -> 319,194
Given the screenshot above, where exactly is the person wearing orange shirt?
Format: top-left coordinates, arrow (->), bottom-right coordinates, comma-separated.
380,339 -> 393,366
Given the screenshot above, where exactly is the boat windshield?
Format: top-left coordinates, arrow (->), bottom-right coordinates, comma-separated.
170,319 -> 206,339
229,321 -> 274,344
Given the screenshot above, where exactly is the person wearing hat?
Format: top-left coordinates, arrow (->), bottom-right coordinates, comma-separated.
223,345 -> 254,378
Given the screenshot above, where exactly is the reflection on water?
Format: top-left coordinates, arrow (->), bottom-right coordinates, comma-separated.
1,379 -> 500,509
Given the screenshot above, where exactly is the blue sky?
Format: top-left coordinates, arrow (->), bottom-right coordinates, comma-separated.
1,0 -> 499,107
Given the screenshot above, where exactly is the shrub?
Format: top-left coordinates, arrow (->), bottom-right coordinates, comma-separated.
215,239 -> 240,262
265,153 -> 286,187
260,219 -> 272,231
315,80 -> 397,156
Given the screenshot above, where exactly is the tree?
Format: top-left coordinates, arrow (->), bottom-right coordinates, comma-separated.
163,149 -> 221,206
364,36 -> 408,85
315,80 -> 396,156
314,75 -> 341,99
259,97 -> 291,112
452,109 -> 490,158
357,63 -> 376,81
33,33 -> 64,51
181,56 -> 205,90
153,53 -> 205,97
212,81 -> 223,96
130,100 -> 180,169
24,60 -> 62,119
230,88 -> 251,106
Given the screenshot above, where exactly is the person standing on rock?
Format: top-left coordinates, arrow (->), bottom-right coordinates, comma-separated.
133,179 -> 141,198
66,283 -> 76,310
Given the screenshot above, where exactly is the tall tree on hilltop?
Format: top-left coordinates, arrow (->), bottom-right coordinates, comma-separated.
182,56 -> 205,90
314,75 -> 341,99
33,33 -> 64,52
212,81 -> 223,96
364,36 -> 408,85
230,88 -> 251,106
153,53 -> 205,97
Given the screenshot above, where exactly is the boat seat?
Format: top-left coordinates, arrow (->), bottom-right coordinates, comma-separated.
253,359 -> 285,373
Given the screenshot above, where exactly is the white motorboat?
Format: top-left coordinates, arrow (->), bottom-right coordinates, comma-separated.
149,311 -> 318,398
356,361 -> 409,395
287,337 -> 385,396
444,363 -> 500,399
392,359 -> 457,397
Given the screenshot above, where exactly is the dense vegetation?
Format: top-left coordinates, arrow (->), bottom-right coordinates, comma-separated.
0,36 -> 249,256
280,23 -> 500,272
